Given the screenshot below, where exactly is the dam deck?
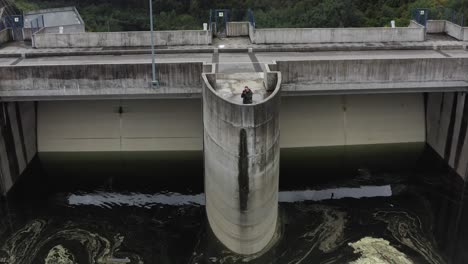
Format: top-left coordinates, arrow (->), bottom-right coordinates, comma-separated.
215,73 -> 270,104
1,48 -> 467,100
0,35 -> 466,58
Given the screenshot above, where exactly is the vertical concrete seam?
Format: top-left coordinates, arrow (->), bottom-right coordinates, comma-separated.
423,93 -> 428,142
15,102 -> 28,163
445,93 -> 458,161
342,95 -> 348,146
436,93 -> 446,151
454,93 -> 468,170
212,52 -> 219,74
0,103 -> 19,182
34,102 -> 38,154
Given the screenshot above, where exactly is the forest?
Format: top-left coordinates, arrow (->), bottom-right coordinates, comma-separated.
12,0 -> 468,31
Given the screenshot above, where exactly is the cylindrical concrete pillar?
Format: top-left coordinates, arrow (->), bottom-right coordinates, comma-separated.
202,73 -> 281,255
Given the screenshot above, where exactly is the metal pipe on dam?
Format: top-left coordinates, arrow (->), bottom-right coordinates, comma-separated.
201,71 -> 282,254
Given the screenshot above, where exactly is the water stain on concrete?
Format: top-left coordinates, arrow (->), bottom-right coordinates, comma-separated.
238,128 -> 249,212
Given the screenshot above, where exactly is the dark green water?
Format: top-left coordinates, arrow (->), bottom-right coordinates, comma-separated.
0,143 -> 467,264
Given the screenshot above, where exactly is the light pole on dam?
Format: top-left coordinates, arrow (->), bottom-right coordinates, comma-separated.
202,70 -> 282,255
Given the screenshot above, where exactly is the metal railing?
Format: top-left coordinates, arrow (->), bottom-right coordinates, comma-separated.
0,18 -> 6,31
412,7 -> 465,27
248,9 -> 255,28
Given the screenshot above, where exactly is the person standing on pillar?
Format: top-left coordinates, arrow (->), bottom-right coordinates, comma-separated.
241,86 -> 253,104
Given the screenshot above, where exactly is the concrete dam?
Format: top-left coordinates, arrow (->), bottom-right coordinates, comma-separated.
0,49 -> 467,256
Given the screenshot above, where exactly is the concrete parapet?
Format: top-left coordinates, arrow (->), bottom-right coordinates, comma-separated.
32,30 -> 212,48
227,22 -> 250,37
0,62 -> 205,100
30,25 -> 86,46
0,29 -> 11,46
0,102 -> 37,195
202,69 -> 281,254
24,6 -> 85,41
249,24 -> 425,44
445,21 -> 464,40
426,20 -> 446,33
275,58 -> 468,88
248,23 -> 255,44
408,20 -> 425,28
426,20 -> 467,41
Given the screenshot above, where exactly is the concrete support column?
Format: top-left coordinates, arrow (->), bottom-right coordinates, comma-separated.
427,92 -> 468,180
0,102 -> 37,195
202,72 -> 281,255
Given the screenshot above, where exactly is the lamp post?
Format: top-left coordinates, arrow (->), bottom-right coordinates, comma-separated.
149,0 -> 159,87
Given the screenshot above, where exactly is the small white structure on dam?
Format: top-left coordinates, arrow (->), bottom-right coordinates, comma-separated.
202,69 -> 282,255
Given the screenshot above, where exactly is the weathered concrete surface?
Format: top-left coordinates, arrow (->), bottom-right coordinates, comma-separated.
0,62 -> 204,100
426,20 -> 446,33
3,57 -> 467,100
426,20 -> 468,41
427,92 -> 468,180
408,20 -> 425,28
202,71 -> 281,254
37,99 -> 203,152
0,29 -> 11,46
281,94 -> 425,147
0,102 -> 37,195
32,30 -> 212,48
36,94 -> 425,153
250,24 -> 425,44
445,21 -> 464,40
27,24 -> 86,42
227,22 -> 249,37
275,58 -> 468,94
24,6 -> 85,41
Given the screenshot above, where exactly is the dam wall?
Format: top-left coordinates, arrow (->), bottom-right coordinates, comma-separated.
32,30 -> 212,48
426,20 -> 468,41
37,99 -> 203,152
0,62 -> 204,100
276,58 -> 468,87
0,102 -> 37,195
37,94 -> 425,152
427,92 -> 468,180
1,58 -> 466,101
226,22 -> 250,37
249,24 -> 425,44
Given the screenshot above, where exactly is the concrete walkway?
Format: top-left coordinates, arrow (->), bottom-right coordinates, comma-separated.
4,49 -> 468,76
215,73 -> 269,104
0,37 -> 466,58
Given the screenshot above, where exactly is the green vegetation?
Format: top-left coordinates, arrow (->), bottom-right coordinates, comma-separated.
12,0 -> 467,31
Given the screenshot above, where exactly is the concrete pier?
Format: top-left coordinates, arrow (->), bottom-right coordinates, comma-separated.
427,92 -> 468,180
202,70 -> 281,254
0,102 -> 37,195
